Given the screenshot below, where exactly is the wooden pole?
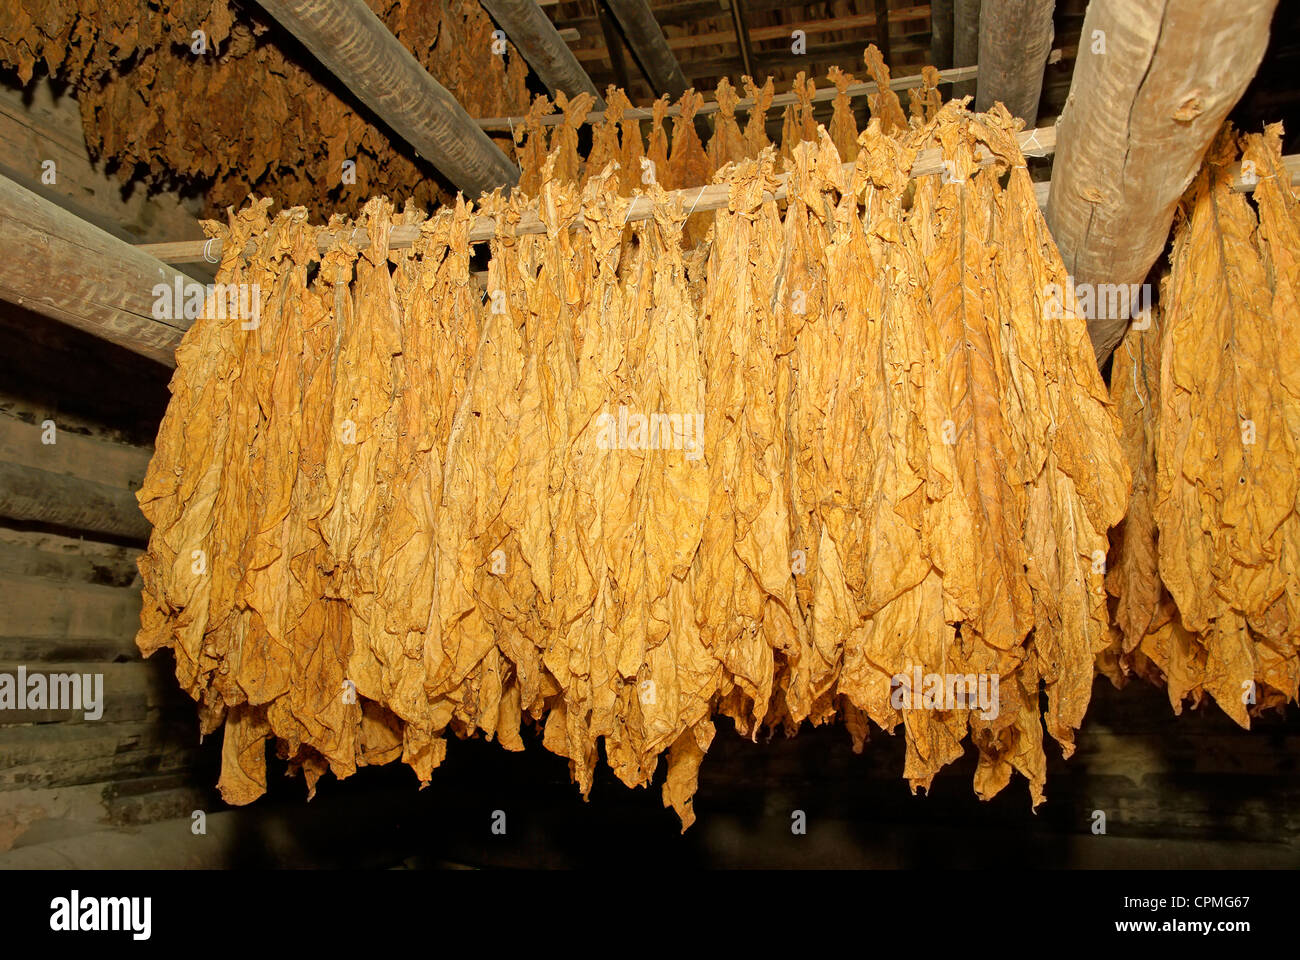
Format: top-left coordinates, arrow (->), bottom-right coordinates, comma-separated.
975,0 -> 1055,124
478,0 -> 605,105
931,0 -> 955,69
596,1 -> 633,92
602,0 -> 691,98
1046,0 -> 1278,360
140,127 -> 1062,265
0,173 -> 194,366
952,0 -> 982,99
255,0 -> 519,197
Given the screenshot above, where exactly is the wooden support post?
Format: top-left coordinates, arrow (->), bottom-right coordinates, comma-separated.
0,174 -> 193,367
596,1 -> 633,92
874,0 -> 894,67
953,0 -> 981,99
255,0 -> 519,196
728,0 -> 756,80
478,0 -> 605,104
1046,0 -> 1278,360
975,0 -> 1055,124
603,0 -> 691,98
931,0 -> 955,69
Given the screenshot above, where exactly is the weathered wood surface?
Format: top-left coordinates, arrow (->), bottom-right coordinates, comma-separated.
1046,0 -> 1278,360
602,0 -> 691,98
0,462 -> 150,541
0,412 -> 152,491
0,173 -> 194,366
0,660 -> 179,725
952,0 -> 981,99
478,0 -> 605,103
975,0 -> 1055,123
256,0 -> 520,196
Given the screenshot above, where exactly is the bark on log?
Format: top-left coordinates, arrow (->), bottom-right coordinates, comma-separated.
975,0 -> 1055,124
0,173 -> 194,366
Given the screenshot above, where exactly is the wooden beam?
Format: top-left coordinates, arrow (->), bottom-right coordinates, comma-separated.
0,80 -> 205,248
1046,0 -> 1278,360
602,0 -> 691,98
0,173 -> 194,367
931,0 -> 954,67
478,0 -> 605,104
975,0 -> 1054,124
729,0 -> 756,79
255,0 -> 518,197
0,462 -> 150,542
596,0 -> 634,92
952,0 -> 981,99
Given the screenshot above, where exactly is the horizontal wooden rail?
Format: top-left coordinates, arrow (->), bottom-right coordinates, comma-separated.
138,126 -> 1058,265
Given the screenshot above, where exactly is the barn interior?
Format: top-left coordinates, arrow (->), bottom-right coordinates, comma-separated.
1,0 -> 1298,870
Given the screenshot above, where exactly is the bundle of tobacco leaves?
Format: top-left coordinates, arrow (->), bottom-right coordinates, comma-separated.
1105,125 -> 1300,723
137,102 -> 1129,827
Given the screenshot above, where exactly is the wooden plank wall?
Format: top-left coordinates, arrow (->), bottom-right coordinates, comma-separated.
0,304 -> 220,854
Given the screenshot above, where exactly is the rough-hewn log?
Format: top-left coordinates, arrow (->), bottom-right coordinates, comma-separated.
0,414 -> 151,540
602,0 -> 690,98
0,174 -> 193,366
478,0 -> 605,104
0,462 -> 150,541
0,574 -> 141,645
0,661 -> 177,725
255,0 -> 519,196
952,0 -> 982,99
975,0 -> 1055,123
0,720 -> 201,791
1047,0 -> 1278,360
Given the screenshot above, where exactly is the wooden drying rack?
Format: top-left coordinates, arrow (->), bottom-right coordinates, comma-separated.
137,126 -> 1056,265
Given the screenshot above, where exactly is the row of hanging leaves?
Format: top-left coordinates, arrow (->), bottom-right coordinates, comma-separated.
1105,125 -> 1300,723
135,75 -> 1133,828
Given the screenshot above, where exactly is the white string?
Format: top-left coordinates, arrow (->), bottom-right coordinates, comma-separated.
686,186 -> 707,218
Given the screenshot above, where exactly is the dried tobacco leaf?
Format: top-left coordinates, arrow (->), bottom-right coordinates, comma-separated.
139,99 -> 1131,828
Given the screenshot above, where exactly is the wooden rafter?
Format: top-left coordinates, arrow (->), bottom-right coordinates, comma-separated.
602,0 -> 691,98
478,0 -> 605,104
728,0 -> 756,79
571,5 -> 930,59
595,1 -> 634,92
0,174 -> 196,367
255,0 -> 519,196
